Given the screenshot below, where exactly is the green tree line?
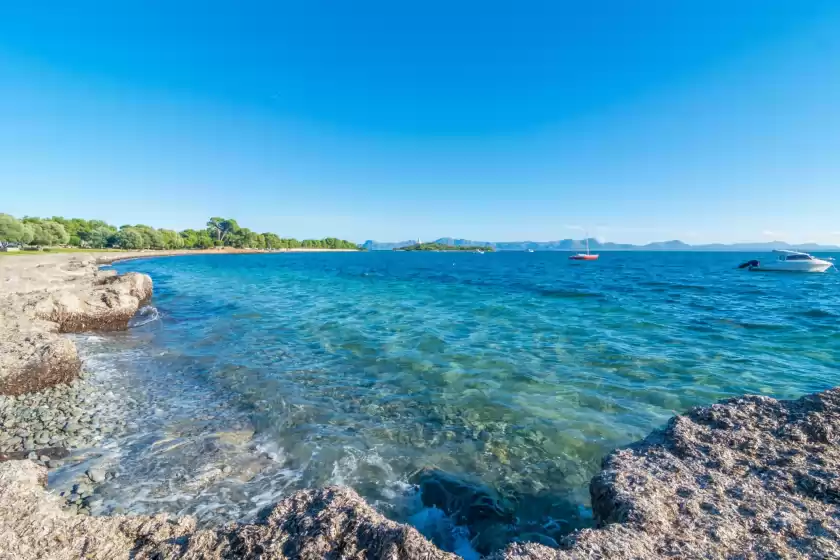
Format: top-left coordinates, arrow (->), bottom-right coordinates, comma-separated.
0,214 -> 359,251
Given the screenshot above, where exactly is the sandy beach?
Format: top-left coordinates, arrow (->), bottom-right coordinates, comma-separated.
0,252 -> 838,559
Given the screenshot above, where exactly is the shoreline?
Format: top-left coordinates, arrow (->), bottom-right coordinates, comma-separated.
0,252 -> 838,558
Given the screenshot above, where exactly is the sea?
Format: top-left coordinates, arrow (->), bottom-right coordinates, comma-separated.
55,251 -> 840,556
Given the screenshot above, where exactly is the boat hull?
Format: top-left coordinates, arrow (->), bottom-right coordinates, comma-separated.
749,262 -> 833,273
569,254 -> 599,261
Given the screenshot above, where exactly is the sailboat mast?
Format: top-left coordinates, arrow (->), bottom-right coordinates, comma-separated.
585,233 -> 590,255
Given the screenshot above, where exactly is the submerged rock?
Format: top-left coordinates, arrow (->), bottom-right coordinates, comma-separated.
86,468 -> 107,483
410,467 -> 516,554
411,467 -> 516,527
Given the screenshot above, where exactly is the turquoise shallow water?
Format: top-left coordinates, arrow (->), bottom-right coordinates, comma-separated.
91,251 -> 840,553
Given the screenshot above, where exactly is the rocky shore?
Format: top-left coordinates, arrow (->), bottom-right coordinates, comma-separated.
1,252 -> 838,559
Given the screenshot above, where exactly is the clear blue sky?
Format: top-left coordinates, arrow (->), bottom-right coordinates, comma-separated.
1,1 -> 839,244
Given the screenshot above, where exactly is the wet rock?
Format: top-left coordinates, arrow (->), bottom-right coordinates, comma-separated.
410,467 -> 516,554
0,461 -> 457,559
518,533 -> 559,548
412,467 -> 515,526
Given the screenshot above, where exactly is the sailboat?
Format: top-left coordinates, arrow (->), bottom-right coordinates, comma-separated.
569,235 -> 599,261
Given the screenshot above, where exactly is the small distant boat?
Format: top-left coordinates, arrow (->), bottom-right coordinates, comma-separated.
569,236 -> 599,261
738,250 -> 834,273
527,249 -> 534,253
475,249 -> 484,254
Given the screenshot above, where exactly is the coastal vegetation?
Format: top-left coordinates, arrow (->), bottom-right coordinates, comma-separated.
0,214 -> 359,251
397,242 -> 494,251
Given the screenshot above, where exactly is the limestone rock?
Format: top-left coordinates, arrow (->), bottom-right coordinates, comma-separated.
497,388 -> 840,559
33,271 -> 153,332
0,331 -> 80,396
0,254 -> 154,396
0,461 -> 457,560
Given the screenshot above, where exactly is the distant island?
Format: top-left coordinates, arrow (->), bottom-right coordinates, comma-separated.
396,242 -> 494,252
365,237 -> 840,252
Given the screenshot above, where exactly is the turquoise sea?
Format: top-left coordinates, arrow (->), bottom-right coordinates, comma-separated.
70,252 -> 840,555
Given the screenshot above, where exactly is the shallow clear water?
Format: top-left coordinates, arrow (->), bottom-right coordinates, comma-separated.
70,252 -> 840,553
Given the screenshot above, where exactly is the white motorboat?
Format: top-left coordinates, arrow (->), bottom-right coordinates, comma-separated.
739,250 -> 835,273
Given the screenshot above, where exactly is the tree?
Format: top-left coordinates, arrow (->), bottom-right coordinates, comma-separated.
27,223 -> 49,246
88,226 -> 113,249
206,217 -> 239,243
114,228 -> 145,250
40,221 -> 70,245
20,224 -> 34,245
159,229 -> 184,249
179,229 -> 199,249
196,231 -> 215,249
263,233 -> 282,249
0,214 -> 25,246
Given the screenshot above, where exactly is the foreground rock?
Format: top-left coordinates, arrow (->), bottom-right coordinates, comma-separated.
499,388 -> 840,559
1,388 -> 838,558
33,271 -> 153,332
0,331 -> 80,396
0,461 -> 457,560
0,254 -> 152,395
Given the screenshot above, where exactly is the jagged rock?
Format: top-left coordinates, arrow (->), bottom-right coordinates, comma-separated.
0,461 -> 458,559
495,388 -> 840,559
33,271 -> 153,332
1,254 -> 153,396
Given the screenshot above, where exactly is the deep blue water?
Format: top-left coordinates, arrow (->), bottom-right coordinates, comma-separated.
89,251 -> 840,553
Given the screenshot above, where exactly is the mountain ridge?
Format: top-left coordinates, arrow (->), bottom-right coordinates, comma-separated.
362,238 -> 840,252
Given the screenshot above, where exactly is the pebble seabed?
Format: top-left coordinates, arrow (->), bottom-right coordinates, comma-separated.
0,368 -> 133,515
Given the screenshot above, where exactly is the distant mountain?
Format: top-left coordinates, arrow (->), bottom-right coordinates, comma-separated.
361,238 -> 840,252
361,240 -> 416,251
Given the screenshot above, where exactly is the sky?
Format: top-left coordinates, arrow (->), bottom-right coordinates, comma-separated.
1,1 -> 840,244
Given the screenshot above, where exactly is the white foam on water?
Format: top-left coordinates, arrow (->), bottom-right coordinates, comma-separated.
129,305 -> 161,328
409,506 -> 481,560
